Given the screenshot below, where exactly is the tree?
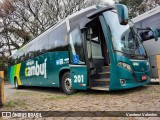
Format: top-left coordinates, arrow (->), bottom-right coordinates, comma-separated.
120,0 -> 160,18
0,0 -> 106,57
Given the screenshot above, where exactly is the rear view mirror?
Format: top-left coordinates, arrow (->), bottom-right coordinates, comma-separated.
114,4 -> 129,25
137,27 -> 159,42
149,27 -> 159,41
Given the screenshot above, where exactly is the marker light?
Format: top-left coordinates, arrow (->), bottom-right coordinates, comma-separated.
118,62 -> 132,72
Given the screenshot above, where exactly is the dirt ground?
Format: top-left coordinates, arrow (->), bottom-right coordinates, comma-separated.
0,84 -> 160,120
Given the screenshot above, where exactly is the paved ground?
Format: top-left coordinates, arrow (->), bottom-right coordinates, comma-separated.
0,84 -> 160,120
4,84 -> 17,100
3,84 -> 64,100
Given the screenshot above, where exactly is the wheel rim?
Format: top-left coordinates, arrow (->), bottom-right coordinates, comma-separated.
64,77 -> 72,91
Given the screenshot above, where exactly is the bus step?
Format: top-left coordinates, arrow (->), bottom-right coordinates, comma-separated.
97,72 -> 110,78
98,72 -> 110,75
97,66 -> 110,73
101,66 -> 110,72
94,78 -> 110,87
91,86 -> 109,91
95,78 -> 110,82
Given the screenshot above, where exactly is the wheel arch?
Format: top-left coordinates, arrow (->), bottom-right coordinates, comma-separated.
14,76 -> 17,83
59,67 -> 70,88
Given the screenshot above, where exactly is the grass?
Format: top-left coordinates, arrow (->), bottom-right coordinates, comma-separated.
5,100 -> 26,108
143,91 -> 154,94
44,95 -> 69,101
14,91 -> 33,96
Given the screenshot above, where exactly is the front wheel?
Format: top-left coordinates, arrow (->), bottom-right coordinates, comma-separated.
61,72 -> 76,95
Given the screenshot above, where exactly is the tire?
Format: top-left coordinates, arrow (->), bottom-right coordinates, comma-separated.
14,78 -> 21,89
61,72 -> 76,95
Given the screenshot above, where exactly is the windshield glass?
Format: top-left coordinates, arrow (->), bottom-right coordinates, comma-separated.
103,11 -> 147,57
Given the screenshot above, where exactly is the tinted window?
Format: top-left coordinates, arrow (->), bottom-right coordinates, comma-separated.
10,21 -> 68,65
34,35 -> 48,56
48,22 -> 67,51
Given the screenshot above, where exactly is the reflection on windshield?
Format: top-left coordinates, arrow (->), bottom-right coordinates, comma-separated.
103,11 -> 146,57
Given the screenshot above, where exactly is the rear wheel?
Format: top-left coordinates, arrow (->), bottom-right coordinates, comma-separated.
14,78 -> 20,89
61,72 -> 76,95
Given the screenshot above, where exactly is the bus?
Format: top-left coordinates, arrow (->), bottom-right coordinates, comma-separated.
132,6 -> 160,79
8,4 -> 158,94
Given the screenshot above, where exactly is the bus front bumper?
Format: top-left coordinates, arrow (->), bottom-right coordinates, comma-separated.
109,78 -> 150,91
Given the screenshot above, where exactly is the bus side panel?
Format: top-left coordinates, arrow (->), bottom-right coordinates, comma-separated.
51,52 -> 69,87
20,61 -> 30,85
19,52 -> 69,87
8,52 -> 69,87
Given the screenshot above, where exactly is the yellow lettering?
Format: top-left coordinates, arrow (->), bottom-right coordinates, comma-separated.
25,68 -> 28,76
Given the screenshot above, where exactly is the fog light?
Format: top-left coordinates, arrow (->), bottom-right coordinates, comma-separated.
120,79 -> 126,86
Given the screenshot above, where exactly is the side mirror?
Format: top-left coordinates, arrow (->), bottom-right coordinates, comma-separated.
149,27 -> 159,41
138,27 -> 159,42
114,4 -> 129,25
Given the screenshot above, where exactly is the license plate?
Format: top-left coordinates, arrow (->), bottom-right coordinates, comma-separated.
142,75 -> 147,81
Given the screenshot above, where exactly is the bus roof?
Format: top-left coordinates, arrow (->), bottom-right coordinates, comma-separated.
132,6 -> 160,23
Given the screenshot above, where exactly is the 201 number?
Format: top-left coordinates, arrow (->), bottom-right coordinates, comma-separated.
74,75 -> 84,83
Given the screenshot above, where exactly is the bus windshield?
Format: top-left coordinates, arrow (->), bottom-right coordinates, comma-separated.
103,11 -> 147,57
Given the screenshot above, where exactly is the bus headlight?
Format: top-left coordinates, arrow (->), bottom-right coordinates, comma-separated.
117,62 -> 132,72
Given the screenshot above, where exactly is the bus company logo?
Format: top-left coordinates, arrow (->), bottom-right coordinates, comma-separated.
25,59 -> 47,78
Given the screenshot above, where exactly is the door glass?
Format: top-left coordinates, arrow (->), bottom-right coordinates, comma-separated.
86,21 -> 104,59
69,27 -> 85,64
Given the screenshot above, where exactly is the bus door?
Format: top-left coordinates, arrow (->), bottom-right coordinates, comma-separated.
68,26 -> 88,90
84,17 -> 110,90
